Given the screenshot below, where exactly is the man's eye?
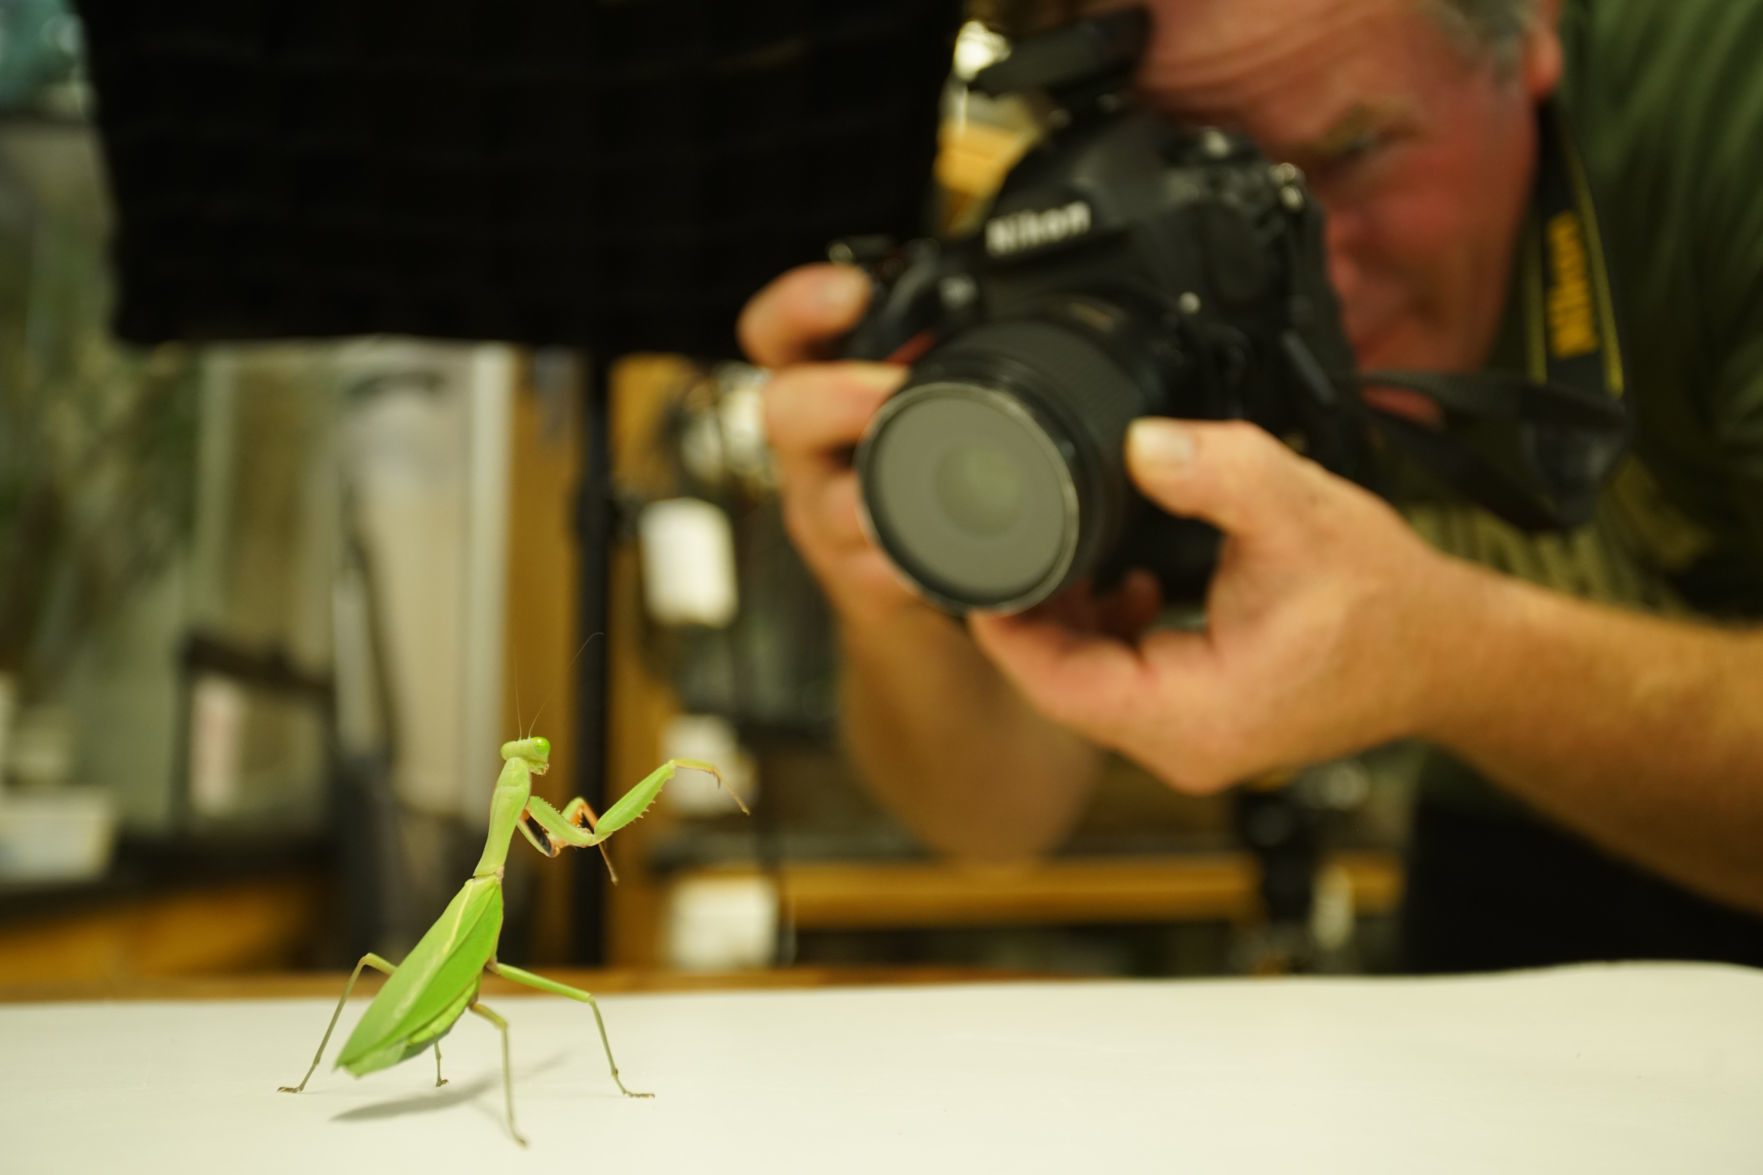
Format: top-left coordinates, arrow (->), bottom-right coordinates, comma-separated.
1305,130 -> 1390,186
1330,130 -> 1386,165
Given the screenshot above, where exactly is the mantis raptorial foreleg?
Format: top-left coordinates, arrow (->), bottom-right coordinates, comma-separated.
595,758 -> 747,834
469,1001 -> 527,1148
486,962 -> 652,1098
558,796 -> 620,879
522,795 -> 619,879
523,759 -> 747,865
557,797 -> 601,827
516,809 -> 560,857
279,953 -> 398,1093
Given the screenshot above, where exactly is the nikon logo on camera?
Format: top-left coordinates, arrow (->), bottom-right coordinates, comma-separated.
985,200 -> 1094,258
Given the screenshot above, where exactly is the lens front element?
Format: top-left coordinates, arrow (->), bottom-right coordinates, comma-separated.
858,383 -> 1079,611
934,442 -> 1025,537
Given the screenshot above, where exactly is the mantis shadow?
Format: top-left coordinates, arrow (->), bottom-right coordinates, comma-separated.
331,1050 -> 568,1127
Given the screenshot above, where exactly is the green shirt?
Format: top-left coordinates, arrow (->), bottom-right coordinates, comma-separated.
1406,0 -> 1763,811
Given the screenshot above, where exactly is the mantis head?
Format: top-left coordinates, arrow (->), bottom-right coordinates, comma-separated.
500,736 -> 552,775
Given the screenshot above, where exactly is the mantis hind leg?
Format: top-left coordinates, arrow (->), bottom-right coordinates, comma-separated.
278,953 -> 397,1093
487,961 -> 653,1098
469,1001 -> 527,1148
433,1044 -> 447,1087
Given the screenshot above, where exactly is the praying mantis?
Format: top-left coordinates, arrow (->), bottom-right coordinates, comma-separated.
277,734 -> 746,1146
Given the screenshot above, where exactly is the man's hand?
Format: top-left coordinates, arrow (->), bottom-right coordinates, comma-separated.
738,263 -> 1113,860
969,418 -> 1467,793
738,263 -> 924,622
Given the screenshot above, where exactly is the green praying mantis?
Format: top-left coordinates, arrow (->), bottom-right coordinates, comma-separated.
277,734 -> 746,1146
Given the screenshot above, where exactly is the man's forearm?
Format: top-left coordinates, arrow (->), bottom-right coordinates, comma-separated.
839,607 -> 1103,862
1423,562 -> 1763,913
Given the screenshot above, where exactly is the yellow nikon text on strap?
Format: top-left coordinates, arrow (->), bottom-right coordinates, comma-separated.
1545,211 -> 1597,360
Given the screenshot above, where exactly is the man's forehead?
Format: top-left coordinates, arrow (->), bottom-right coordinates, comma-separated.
1070,0 -> 1448,146
1070,0 -> 1420,37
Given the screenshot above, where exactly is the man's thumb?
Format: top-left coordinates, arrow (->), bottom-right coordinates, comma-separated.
1125,418 -> 1295,539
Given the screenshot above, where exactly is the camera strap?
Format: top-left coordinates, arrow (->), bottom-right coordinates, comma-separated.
1338,98 -> 1630,530
1524,97 -> 1625,405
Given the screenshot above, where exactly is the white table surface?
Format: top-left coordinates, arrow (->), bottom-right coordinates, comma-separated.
2,962 -> 1760,1174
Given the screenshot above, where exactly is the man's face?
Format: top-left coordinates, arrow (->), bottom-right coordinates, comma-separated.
1080,0 -> 1561,373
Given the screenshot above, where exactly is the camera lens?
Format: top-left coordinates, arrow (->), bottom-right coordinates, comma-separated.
935,441 -> 1025,537
859,385 -> 1079,610
856,312 -> 1154,613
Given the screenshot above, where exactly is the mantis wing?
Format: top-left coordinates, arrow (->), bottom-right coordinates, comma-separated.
337,877 -> 503,1076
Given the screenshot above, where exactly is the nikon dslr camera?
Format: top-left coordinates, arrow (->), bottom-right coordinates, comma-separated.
838,7 -> 1625,614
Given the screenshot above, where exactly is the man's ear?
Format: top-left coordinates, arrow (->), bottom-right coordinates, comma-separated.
1523,0 -> 1565,99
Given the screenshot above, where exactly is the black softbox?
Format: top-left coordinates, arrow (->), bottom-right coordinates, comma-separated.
70,0 -> 966,964
73,0 -> 965,357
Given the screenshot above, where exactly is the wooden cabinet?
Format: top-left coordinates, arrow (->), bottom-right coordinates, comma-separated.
0,869 -> 327,988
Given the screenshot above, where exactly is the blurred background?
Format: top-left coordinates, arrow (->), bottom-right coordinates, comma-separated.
0,0 -> 1412,992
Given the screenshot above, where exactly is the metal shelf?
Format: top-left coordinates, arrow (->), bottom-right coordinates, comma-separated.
665,851 -> 1403,931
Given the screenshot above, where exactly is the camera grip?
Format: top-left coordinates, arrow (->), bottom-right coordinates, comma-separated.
828,236 -> 955,362
842,294 -> 911,361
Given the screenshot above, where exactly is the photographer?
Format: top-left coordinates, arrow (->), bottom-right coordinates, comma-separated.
739,0 -> 1763,970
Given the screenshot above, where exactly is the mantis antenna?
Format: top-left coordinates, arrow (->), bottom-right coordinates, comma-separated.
512,632 -> 525,742
524,631 -> 604,741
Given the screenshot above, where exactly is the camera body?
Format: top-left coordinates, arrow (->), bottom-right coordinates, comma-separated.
844,24 -> 1365,612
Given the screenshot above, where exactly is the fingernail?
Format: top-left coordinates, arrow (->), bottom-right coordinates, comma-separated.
1128,419 -> 1195,468
852,363 -> 908,392
830,361 -> 905,398
820,266 -> 871,315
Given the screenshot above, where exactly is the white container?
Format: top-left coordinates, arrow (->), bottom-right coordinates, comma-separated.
6,703 -> 74,789
0,787 -> 118,883
638,497 -> 740,628
664,873 -> 779,971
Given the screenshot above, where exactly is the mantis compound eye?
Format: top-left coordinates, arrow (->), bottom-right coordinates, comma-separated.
532,737 -> 551,757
